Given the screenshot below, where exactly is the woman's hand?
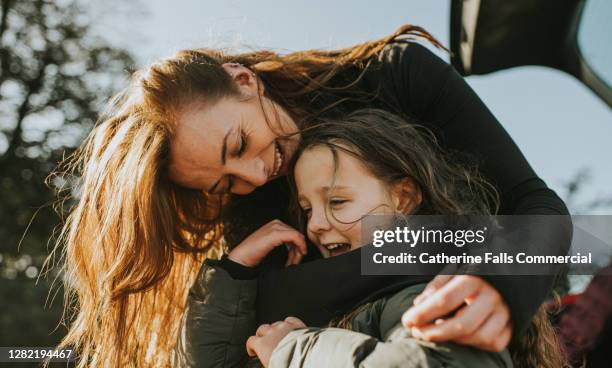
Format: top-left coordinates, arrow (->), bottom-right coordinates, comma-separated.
401,275 -> 512,352
228,219 -> 307,267
246,317 -> 306,367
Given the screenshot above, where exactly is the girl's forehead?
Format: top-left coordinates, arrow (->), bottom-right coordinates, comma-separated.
295,144 -> 377,188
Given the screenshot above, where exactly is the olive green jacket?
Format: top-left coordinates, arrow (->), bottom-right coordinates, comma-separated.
174,261 -> 513,368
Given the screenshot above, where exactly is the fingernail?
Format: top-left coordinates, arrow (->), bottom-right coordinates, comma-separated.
411,327 -> 423,338
402,313 -> 414,327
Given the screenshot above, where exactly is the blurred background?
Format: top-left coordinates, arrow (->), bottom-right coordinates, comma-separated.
1,0 -> 610,359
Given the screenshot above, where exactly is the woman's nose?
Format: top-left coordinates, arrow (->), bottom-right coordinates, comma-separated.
230,158 -> 268,194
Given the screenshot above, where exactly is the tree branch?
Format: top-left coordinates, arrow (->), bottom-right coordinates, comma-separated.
1,51 -> 49,162
0,0 -> 12,41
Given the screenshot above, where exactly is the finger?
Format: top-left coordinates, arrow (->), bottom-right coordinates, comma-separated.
246,335 -> 259,357
414,274 -> 454,305
410,290 -> 497,341
277,230 -> 308,255
285,247 -> 295,267
287,246 -> 303,266
402,276 -> 482,327
454,311 -> 511,352
271,321 -> 284,327
256,324 -> 271,337
291,246 -> 302,264
494,324 -> 513,352
284,316 -> 306,328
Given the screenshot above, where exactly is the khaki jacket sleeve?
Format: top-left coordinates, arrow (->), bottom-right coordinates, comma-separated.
268,284 -> 512,368
173,260 -> 258,368
268,324 -> 512,368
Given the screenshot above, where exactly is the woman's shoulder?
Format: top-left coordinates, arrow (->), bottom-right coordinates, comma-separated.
376,41 -> 449,75
379,41 -> 438,61
361,41 -> 455,121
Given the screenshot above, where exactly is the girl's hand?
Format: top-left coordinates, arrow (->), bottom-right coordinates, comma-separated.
246,317 -> 306,367
228,219 -> 307,267
401,275 -> 512,352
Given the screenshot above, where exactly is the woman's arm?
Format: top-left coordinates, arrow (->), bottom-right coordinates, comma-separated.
375,42 -> 572,338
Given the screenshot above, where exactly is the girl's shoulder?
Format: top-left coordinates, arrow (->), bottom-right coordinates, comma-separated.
351,283 -> 428,339
378,283 -> 428,334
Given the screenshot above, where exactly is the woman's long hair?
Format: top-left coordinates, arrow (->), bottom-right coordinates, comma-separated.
47,25 -> 444,367
289,109 -> 567,368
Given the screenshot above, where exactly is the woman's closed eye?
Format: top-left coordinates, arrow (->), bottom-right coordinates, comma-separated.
237,130 -> 248,156
234,129 -> 249,158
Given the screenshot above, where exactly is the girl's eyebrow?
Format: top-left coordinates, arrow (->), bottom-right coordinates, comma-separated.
322,185 -> 348,191
297,185 -> 350,201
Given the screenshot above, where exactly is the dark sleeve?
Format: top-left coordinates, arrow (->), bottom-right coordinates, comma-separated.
211,255 -> 261,280
378,42 -> 572,336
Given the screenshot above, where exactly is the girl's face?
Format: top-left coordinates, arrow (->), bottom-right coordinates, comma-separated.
295,145 -> 419,257
168,64 -> 299,195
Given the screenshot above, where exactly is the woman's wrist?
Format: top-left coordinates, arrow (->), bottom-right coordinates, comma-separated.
208,255 -> 261,280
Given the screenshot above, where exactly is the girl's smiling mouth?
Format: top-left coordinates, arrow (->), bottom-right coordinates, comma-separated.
322,242 -> 351,256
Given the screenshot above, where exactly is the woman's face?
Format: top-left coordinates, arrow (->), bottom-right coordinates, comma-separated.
168,66 -> 299,195
295,145 -> 398,257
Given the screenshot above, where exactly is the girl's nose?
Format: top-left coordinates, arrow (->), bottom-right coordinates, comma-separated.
307,208 -> 331,234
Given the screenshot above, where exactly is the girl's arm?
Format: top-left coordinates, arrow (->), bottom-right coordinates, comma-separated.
173,259 -> 258,368
375,41 -> 572,338
268,325 -> 511,368
252,285 -> 512,368
174,220 -> 307,367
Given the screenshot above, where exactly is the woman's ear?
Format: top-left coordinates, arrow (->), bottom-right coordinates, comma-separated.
391,179 -> 422,214
221,62 -> 261,97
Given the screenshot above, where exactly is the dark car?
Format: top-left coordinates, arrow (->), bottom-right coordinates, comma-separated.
450,0 -> 611,107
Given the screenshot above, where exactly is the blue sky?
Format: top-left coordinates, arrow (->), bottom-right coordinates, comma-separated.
98,0 -> 612,212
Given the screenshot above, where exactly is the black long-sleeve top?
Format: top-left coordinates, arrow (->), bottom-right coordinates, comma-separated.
215,42 -> 572,338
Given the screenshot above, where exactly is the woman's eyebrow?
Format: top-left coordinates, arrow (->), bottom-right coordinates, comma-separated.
207,127 -> 234,193
220,127 -> 234,165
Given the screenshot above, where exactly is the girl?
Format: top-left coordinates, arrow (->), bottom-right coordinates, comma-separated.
178,109 -> 566,368
51,25 -> 570,366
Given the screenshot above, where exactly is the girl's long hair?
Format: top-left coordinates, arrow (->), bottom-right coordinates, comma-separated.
47,25 -> 444,367
290,109 -> 567,368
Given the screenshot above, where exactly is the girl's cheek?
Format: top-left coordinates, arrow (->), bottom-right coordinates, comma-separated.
306,229 -> 317,245
347,222 -> 363,247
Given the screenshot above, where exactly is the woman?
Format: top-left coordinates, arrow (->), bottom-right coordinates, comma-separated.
51,25 -> 570,367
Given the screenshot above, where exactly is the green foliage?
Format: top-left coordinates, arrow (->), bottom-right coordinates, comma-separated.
0,0 -> 136,353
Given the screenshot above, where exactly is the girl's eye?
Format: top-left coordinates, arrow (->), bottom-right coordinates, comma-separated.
329,199 -> 348,207
302,208 -> 312,218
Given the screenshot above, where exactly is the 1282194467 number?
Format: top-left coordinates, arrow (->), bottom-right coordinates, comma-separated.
0,347 -> 75,362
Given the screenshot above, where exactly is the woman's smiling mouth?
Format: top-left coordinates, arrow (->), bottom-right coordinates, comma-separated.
272,140 -> 284,177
